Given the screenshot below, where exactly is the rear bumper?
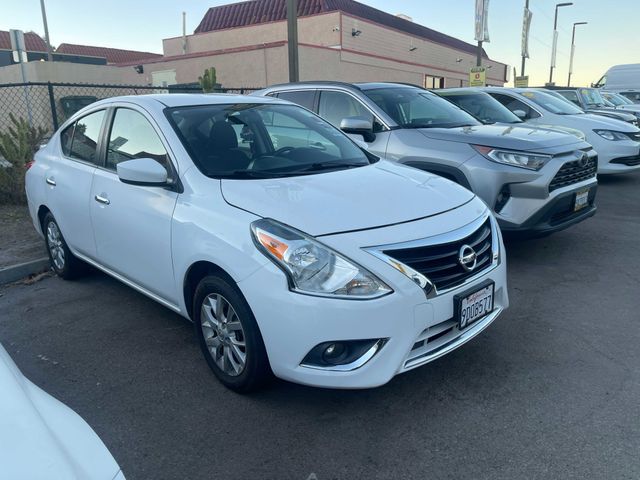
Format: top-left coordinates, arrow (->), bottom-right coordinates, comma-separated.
499,184 -> 597,237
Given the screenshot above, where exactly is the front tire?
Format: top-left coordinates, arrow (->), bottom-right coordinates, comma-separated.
193,275 -> 272,393
42,212 -> 85,280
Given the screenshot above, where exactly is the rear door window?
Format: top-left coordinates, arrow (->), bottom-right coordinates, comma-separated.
490,93 -> 540,120
65,110 -> 106,163
318,90 -> 375,128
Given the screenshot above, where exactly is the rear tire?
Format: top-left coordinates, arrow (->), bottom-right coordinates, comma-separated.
193,275 -> 272,393
42,212 -> 86,280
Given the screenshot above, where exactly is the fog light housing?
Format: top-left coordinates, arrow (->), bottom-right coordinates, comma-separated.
494,185 -> 511,213
301,339 -> 386,370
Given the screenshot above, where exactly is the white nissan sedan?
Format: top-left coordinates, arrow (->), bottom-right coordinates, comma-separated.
25,94 -> 508,392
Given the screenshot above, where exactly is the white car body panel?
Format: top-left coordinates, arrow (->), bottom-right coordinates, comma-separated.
25,94 -> 508,389
0,345 -> 123,480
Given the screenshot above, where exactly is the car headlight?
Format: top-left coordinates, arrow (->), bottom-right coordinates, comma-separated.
473,145 -> 551,171
593,130 -> 629,141
251,218 -> 392,299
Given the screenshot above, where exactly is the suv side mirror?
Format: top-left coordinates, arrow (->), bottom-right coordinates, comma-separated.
512,109 -> 527,120
340,116 -> 375,142
117,158 -> 168,187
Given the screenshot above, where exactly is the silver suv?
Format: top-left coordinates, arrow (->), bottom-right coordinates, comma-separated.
255,82 -> 597,236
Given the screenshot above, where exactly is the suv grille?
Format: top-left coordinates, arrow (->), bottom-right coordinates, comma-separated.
549,155 -> 598,192
382,219 -> 493,292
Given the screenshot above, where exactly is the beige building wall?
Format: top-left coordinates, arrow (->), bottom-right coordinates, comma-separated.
163,12 -> 341,57
0,61 -> 144,85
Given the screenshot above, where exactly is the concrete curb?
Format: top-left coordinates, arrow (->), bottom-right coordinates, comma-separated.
0,258 -> 50,285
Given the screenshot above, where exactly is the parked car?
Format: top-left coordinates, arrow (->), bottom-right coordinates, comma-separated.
0,343 -> 124,479
437,87 -> 587,140
483,87 -> 640,173
601,91 -> 640,114
545,87 -> 639,125
255,82 -> 598,236
25,94 -> 508,391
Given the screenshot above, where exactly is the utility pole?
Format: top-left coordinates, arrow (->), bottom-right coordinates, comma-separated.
39,0 -> 53,62
567,22 -> 587,86
548,2 -> 572,85
286,0 -> 299,82
476,40 -> 483,67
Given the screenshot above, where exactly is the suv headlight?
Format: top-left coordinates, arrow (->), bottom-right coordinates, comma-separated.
251,218 -> 392,299
593,129 -> 629,141
473,145 -> 551,171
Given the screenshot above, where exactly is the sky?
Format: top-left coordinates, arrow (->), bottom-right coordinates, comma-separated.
2,0 -> 638,87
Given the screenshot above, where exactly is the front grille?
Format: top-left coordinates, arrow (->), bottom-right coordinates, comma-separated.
611,155 -> 640,166
549,155 -> 598,192
382,218 -> 493,292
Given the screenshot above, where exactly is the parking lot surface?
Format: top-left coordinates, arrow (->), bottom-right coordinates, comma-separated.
1,174 -> 639,480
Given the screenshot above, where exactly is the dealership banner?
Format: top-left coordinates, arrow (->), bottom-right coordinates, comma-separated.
475,0 -> 490,42
521,7 -> 532,58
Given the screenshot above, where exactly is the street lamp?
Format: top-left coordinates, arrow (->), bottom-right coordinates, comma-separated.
548,2 -> 573,85
567,22 -> 588,86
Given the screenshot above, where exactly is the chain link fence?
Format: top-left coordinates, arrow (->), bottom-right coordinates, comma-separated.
0,82 -> 263,137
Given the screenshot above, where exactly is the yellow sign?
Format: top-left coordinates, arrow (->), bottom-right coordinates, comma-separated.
469,67 -> 486,87
515,76 -> 529,88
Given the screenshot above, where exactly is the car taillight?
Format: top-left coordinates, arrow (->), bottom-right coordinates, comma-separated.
25,160 -> 35,170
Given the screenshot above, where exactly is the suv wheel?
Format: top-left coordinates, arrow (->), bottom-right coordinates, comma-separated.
193,275 -> 272,393
43,212 -> 85,280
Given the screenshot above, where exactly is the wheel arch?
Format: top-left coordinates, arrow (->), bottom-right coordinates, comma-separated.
183,261 -> 237,321
37,205 -> 52,233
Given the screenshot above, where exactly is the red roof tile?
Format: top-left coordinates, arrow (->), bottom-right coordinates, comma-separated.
195,0 -> 487,57
55,43 -> 162,64
0,30 -> 48,52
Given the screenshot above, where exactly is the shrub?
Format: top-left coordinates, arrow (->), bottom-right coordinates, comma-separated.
0,114 -> 48,204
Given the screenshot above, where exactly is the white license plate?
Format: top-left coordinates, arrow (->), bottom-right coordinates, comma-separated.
574,189 -> 589,211
455,282 -> 494,330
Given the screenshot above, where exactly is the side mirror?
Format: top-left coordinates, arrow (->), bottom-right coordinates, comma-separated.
117,158 -> 168,187
340,116 -> 375,142
512,109 -> 527,120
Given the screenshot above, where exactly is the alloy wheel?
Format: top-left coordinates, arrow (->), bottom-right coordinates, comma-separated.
200,293 -> 247,376
46,221 -> 65,270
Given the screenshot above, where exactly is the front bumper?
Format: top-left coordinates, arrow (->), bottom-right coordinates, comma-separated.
596,141 -> 640,174
499,182 -> 597,236
236,209 -> 508,389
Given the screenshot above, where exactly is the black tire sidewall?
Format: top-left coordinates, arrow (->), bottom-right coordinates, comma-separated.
193,275 -> 271,393
43,213 -> 71,278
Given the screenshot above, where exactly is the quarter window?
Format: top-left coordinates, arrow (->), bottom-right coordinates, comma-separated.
64,110 -> 105,163
276,90 -> 316,110
106,108 -> 170,174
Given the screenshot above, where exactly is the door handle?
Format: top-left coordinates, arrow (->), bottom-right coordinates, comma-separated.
46,177 -> 56,186
94,194 -> 110,205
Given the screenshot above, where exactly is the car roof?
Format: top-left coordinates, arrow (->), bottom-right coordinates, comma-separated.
438,87 -> 488,95
90,93 -> 286,109
260,81 -> 423,92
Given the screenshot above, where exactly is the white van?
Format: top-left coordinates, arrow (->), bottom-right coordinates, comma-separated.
594,64 -> 640,103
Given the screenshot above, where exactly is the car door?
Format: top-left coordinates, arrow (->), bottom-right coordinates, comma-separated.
489,93 -> 542,124
90,106 -> 179,304
46,109 -> 106,258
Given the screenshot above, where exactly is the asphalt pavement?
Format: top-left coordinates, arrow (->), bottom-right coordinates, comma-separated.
1,173 -> 639,480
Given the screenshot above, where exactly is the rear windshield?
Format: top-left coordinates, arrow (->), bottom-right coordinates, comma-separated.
363,87 -> 480,129
519,90 -> 584,115
438,92 -> 522,124
165,103 -> 372,179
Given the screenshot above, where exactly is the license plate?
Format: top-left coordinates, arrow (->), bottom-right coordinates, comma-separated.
455,282 -> 494,330
574,189 -> 589,211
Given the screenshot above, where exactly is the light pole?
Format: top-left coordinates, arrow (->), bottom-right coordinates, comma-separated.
567,22 -> 587,86
548,2 -> 573,85
39,0 -> 53,62
286,0 -> 299,82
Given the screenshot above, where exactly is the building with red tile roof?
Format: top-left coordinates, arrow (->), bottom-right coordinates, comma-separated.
55,43 -> 162,65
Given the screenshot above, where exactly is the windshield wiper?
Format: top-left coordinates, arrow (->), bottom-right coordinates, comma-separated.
297,161 -> 368,173
214,170 -> 297,179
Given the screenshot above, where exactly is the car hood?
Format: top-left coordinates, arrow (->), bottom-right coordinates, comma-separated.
0,345 -> 122,480
585,108 -> 637,121
221,160 -> 475,236
417,124 -> 583,152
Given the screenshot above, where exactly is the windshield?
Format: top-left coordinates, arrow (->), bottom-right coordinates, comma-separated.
363,87 -> 480,128
578,88 -> 607,107
166,103 -> 372,179
519,90 -> 584,115
604,93 -> 631,106
439,92 -> 522,124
